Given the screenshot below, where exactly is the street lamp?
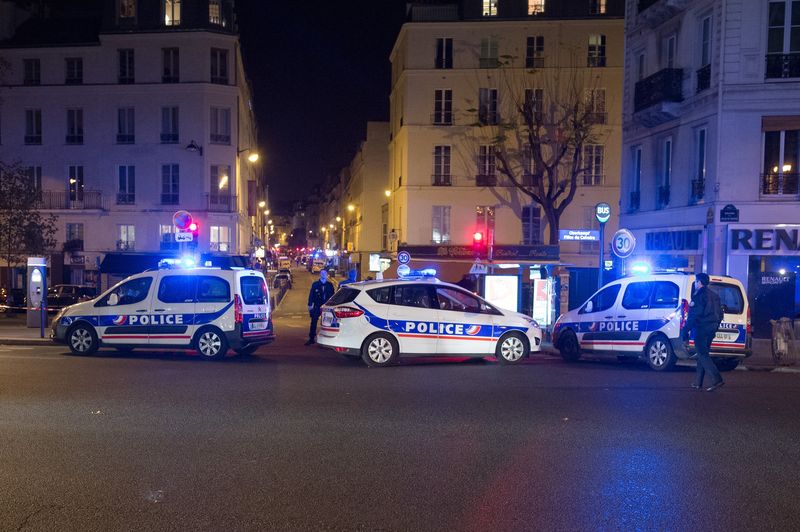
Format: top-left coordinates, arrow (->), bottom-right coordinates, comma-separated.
258,201 -> 266,208
237,148 -> 260,163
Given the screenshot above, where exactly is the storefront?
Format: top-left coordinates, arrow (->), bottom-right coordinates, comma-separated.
624,226 -> 705,272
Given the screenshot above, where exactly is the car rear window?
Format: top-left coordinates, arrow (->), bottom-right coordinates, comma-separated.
197,276 -> 230,303
650,281 -> 679,309
240,276 -> 267,305
709,282 -> 744,315
367,286 -> 391,304
327,287 -> 360,306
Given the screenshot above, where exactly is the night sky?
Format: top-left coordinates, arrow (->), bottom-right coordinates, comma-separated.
237,0 -> 408,208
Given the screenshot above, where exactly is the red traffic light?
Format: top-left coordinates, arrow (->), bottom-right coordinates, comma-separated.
473,231 -> 484,242
189,222 -> 198,232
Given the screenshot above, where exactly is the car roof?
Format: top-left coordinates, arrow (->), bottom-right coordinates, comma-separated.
344,277 -> 457,290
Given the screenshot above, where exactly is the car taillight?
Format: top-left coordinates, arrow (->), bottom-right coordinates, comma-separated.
333,306 -> 364,319
680,299 -> 689,329
746,306 -> 752,334
234,294 -> 243,324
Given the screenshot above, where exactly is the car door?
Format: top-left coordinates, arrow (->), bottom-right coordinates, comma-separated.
575,283 -> 622,353
193,275 -> 233,333
151,273 -> 196,346
388,283 -> 439,354
94,275 -> 155,345
238,272 -> 271,340
617,281 -> 654,354
433,286 -> 496,355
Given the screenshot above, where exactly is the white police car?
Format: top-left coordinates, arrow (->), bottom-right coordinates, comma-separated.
552,272 -> 751,371
315,276 -> 542,366
51,264 -> 274,359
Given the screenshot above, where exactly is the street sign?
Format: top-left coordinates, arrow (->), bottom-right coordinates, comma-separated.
397,251 -> 411,264
397,264 -> 411,277
175,231 -> 193,242
173,210 -> 193,230
595,202 -> 611,224
720,204 -> 739,222
469,260 -> 488,275
612,229 -> 636,258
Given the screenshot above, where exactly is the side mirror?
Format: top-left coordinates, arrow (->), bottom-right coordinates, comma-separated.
108,293 -> 119,306
585,300 -> 594,313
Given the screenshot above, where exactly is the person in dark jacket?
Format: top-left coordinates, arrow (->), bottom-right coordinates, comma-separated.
306,269 -> 335,345
683,272 -> 724,391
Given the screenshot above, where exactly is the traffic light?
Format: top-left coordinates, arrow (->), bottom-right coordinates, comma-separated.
189,221 -> 199,247
473,231 -> 486,257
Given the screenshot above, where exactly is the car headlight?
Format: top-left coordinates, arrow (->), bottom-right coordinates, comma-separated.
525,318 -> 540,329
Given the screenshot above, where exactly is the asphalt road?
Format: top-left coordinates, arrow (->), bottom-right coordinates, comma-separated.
1,268 -> 799,531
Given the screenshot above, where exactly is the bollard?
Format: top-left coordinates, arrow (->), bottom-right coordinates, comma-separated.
771,318 -> 797,366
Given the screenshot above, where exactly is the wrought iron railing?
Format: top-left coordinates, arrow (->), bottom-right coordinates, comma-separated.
766,53 -> 800,79
476,174 -> 497,187
207,194 -> 236,212
761,173 -> 799,196
431,174 -> 452,186
690,179 -> 705,203
629,190 -> 640,211
40,190 -> 105,210
634,68 -> 683,112
657,185 -> 670,208
696,64 -> 711,93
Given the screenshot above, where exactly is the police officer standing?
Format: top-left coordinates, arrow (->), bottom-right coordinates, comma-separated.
306,269 -> 335,345
683,272 -> 724,391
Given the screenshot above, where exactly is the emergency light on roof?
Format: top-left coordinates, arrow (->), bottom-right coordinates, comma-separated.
398,267 -> 438,279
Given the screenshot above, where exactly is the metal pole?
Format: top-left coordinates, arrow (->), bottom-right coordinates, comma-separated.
598,222 -> 605,290
40,266 -> 46,339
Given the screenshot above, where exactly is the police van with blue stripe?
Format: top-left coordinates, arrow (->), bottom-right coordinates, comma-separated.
315,273 -> 542,367
552,272 -> 751,371
51,262 -> 274,359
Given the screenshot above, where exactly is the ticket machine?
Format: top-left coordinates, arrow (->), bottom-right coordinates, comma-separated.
26,257 -> 47,334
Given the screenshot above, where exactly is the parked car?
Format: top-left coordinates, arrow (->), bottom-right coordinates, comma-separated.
273,272 -> 292,289
0,288 -> 26,313
47,285 -> 97,310
278,268 -> 293,283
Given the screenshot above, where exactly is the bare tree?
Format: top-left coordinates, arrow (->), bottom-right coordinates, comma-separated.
460,48 -> 612,244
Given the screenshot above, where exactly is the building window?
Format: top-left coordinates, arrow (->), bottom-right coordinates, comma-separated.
117,165 -> 135,204
210,165 -> 231,205
23,59 -> 40,85
25,109 -> 42,144
117,225 -> 135,251
210,225 -> 230,252
433,89 -> 452,125
66,223 -> 84,250
433,145 -> 451,185
211,48 -> 228,84
117,107 -> 135,144
160,224 -> 176,249
478,88 -> 499,125
25,166 -> 42,192
692,127 -> 707,203
767,1 -> 800,78
432,206 -> 451,244
162,47 -> 179,82
210,107 -> 231,144
585,88 -> 606,123
582,144 -> 604,185
209,0 -> 221,25
476,206 -> 495,239
588,34 -> 607,67
659,137 -> 672,207
161,106 -> 179,143
68,165 -> 84,202
525,88 -> 544,120
66,109 -> 83,144
525,36 -> 544,68
480,37 -> 499,68
630,146 -> 642,211
435,38 -> 453,69
381,204 -> 388,251
161,164 -> 180,204
589,0 -> 606,15
522,204 -> 541,245
119,0 -> 136,18
697,17 -> 712,92
65,57 -> 83,84
477,145 -> 496,185
762,128 -> 800,196
663,34 -> 677,69
528,0 -> 545,15
164,0 -> 181,26
482,0 -> 498,16
118,49 -> 135,84
637,52 -> 645,80
580,207 -> 600,253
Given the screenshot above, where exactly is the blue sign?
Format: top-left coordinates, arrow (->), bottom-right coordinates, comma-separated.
397,251 -> 411,264
397,264 -> 411,277
559,229 -> 600,241
595,202 -> 611,224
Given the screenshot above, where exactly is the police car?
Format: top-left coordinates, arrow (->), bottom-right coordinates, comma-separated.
552,272 -> 751,371
315,275 -> 542,367
51,263 -> 274,359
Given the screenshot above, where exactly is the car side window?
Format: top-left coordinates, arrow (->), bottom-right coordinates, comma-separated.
709,283 -> 744,314
158,275 -> 196,303
392,285 -> 434,309
367,286 -> 392,304
96,277 -> 153,307
435,287 -> 482,313
622,282 -> 652,310
650,281 -> 679,309
580,284 -> 621,314
196,276 -> 230,303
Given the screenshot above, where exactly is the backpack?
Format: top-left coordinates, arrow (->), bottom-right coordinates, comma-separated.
706,288 -> 724,326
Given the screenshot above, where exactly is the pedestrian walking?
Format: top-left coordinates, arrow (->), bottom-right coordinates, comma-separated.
683,272 -> 725,391
306,269 -> 335,345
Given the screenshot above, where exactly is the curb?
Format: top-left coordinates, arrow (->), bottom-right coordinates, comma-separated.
0,338 -> 54,346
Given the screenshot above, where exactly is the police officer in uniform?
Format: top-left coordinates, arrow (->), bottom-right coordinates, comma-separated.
683,272 -> 725,391
306,269 -> 335,345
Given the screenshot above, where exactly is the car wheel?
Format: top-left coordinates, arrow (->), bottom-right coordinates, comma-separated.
195,327 -> 229,360
559,330 -> 581,362
361,332 -> 399,367
67,323 -> 99,355
645,335 -> 676,371
714,358 -> 740,372
496,332 -> 528,365
234,345 -> 259,356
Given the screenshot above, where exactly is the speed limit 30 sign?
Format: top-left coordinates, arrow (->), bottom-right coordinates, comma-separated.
612,229 -> 636,258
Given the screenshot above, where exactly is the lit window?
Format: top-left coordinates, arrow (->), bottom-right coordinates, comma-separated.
209,0 -> 221,25
164,0 -> 181,26
482,0 -> 498,16
528,0 -> 545,15
118,225 -> 135,251
589,0 -> 606,15
120,0 -> 135,18
210,226 -> 231,252
588,34 -> 607,67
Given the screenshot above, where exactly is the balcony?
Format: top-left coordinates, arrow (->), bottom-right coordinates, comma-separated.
431,112 -> 454,126
65,134 -> 83,145
690,179 -> 705,204
116,193 -> 135,205
408,3 -> 458,21
116,134 -> 134,144
629,190 -> 641,211
40,190 -> 106,210
207,194 -> 236,212
476,174 -> 497,187
24,135 -> 42,145
586,112 -> 607,125
209,242 -> 230,252
696,64 -> 711,93
525,57 -> 545,69
160,133 -> 178,144
761,173 -> 799,197
211,76 -> 228,85
431,174 -> 452,186
210,133 -> 230,144
582,174 -> 605,186
116,240 -> 135,251
479,57 -> 500,69
161,193 -> 179,205
765,53 -> 800,79
657,185 -> 670,208
637,0 -> 692,28
634,68 -> 683,127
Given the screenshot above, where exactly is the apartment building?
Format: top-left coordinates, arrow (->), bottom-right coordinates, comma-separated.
388,0 -> 624,320
0,0 -> 261,288
621,0 -> 800,334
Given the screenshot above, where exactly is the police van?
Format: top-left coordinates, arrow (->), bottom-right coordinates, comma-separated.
552,272 -> 751,371
51,263 -> 274,359
315,275 -> 542,367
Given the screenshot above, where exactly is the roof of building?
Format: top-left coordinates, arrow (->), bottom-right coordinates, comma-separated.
1,17 -> 100,47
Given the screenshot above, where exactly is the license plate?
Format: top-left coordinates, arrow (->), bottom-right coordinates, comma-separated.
321,311 -> 333,327
249,320 -> 267,331
715,332 -> 737,342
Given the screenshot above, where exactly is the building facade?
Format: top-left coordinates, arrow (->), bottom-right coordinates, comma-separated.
621,0 -> 800,335
0,0 -> 261,288
388,0 -> 624,322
